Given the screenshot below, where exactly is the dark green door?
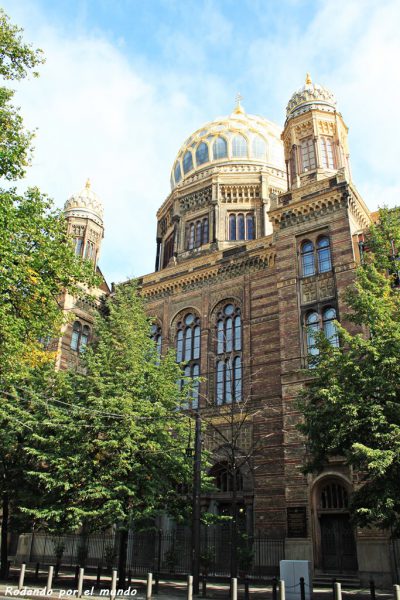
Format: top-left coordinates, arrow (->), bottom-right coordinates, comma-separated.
320,514 -> 358,572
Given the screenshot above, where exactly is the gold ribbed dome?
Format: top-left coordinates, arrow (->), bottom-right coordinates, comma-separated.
286,74 -> 337,120
170,102 -> 285,190
64,179 -> 104,226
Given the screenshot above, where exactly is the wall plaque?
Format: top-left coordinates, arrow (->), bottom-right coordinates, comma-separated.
287,506 -> 307,538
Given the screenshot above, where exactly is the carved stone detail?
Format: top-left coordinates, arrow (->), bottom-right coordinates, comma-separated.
220,184 -> 260,203
300,272 -> 335,305
180,186 -> 212,214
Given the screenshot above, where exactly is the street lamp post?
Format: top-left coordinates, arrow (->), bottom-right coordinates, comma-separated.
191,411 -> 201,595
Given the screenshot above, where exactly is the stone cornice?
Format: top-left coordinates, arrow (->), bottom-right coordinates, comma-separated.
140,238 -> 275,299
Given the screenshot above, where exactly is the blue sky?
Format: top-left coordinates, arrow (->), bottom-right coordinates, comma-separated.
4,0 -> 400,284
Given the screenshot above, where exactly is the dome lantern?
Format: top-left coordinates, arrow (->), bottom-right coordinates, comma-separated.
64,179 -> 104,227
285,74 -> 337,121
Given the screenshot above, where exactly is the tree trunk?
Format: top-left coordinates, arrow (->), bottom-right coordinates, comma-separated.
231,464 -> 238,579
1,494 -> 9,579
117,529 -> 128,590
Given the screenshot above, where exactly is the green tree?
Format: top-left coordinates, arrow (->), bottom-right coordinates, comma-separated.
0,9 -> 98,576
25,282 -> 192,586
298,207 -> 400,534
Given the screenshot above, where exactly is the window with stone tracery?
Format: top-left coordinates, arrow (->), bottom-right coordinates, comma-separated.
186,217 -> 209,250
213,136 -> 228,159
176,313 -> 201,409
228,212 -> 254,241
305,306 -> 339,365
300,137 -> 316,171
70,321 -> 90,353
301,236 -> 332,277
216,303 -> 242,405
320,136 -> 336,169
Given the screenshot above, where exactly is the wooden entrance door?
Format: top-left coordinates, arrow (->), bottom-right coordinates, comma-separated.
320,514 -> 358,572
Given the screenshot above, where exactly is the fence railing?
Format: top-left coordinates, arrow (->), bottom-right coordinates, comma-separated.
14,529 -> 285,578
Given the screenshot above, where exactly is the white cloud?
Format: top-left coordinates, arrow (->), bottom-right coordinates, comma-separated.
3,0 -> 399,285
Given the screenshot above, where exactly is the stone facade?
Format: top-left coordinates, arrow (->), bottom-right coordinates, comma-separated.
134,80 -> 393,584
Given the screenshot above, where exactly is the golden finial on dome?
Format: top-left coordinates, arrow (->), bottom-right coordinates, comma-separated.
233,92 -> 245,114
85,178 -> 91,189
305,73 -> 312,85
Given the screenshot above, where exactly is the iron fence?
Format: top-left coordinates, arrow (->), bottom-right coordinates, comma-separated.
14,528 -> 284,578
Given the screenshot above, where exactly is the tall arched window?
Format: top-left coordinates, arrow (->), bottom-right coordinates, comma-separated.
323,307 -> 339,347
183,150 -> 194,174
320,137 -> 335,169
213,136 -> 228,159
229,214 -> 236,241
210,462 -> 243,493
70,321 -> 90,353
317,236 -> 332,273
252,135 -> 267,159
188,223 -> 195,250
74,238 -> 83,256
237,214 -> 245,240
216,304 -> 242,404
196,142 -> 209,166
300,137 -> 316,171
232,134 -> 248,158
176,313 -> 201,409
229,213 -> 255,241
301,241 -> 315,276
151,323 -> 162,356
306,311 -> 319,357
174,162 -> 182,184
246,214 -> 254,240
202,217 -> 209,245
71,321 -> 81,351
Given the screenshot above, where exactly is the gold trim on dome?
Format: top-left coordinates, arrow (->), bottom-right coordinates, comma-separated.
234,92 -> 245,114
85,178 -> 91,189
305,73 -> 312,85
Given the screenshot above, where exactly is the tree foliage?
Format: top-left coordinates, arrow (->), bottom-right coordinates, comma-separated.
298,207 -> 400,533
25,282 -> 192,532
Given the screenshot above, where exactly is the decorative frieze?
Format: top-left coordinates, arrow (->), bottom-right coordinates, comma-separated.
180,186 -> 212,214
300,272 -> 335,305
220,184 -> 260,203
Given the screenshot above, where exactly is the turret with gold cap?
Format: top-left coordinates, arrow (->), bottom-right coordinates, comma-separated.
63,180 -> 104,264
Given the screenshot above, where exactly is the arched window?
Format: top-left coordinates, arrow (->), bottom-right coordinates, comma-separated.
320,482 -> 349,510
246,214 -> 254,240
202,217 -> 209,245
232,134 -> 248,158
229,214 -> 236,241
70,321 -> 90,353
323,307 -> 339,347
213,136 -> 228,159
74,238 -> 83,256
176,313 -> 201,409
229,213 -> 255,241
196,142 -> 209,166
237,214 -> 245,240
210,462 -> 243,493
188,223 -> 195,250
174,161 -> 182,184
151,324 -> 162,356
183,150 -> 194,174
301,241 -> 315,276
317,236 -> 332,273
306,311 -> 319,357
320,137 -> 335,169
252,135 -> 266,159
216,304 -> 242,405
300,137 -> 316,171
85,240 -> 95,261
196,221 -> 202,248
71,321 -> 81,351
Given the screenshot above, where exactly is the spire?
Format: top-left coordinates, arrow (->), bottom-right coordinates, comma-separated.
233,92 -> 245,114
305,73 -> 312,85
85,178 -> 91,189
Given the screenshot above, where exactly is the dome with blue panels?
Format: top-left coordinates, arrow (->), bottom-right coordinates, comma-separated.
170,99 -> 285,190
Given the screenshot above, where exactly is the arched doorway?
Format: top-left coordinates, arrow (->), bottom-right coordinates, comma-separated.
315,479 -> 358,573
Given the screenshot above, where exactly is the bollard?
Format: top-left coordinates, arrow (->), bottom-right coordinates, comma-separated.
74,565 -> 80,586
187,575 -> 193,600
18,563 -> 26,591
231,578 -> 237,600
272,577 -> 278,600
146,572 -> 153,600
77,567 -> 84,598
279,580 -> 285,600
393,585 -> 400,600
110,569 -> 117,600
46,565 -> 54,595
370,580 -> 376,600
300,577 -> 305,600
35,562 -> 40,582
334,582 -> 342,600
154,573 -> 159,595
244,578 -> 250,600
202,575 -> 207,598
